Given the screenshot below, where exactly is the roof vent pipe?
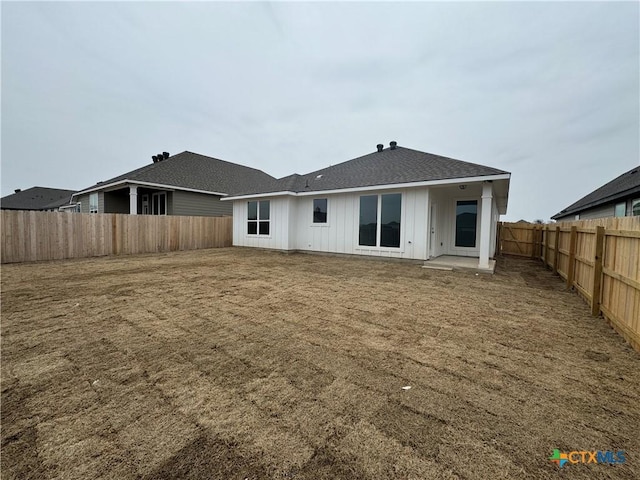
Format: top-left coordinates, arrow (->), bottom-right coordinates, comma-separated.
157,153 -> 164,161
152,156 -> 158,163
163,152 -> 169,159
14,189 -> 21,193
376,144 -> 384,152
390,141 -> 397,150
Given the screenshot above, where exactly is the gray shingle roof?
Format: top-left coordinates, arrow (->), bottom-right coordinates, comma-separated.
1,187 -> 76,210
551,166 -> 640,219
76,151 -> 276,196
232,145 -> 509,196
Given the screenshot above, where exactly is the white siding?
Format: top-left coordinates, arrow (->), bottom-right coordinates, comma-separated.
232,196 -> 292,250
230,182 -> 500,261
232,188 -> 430,259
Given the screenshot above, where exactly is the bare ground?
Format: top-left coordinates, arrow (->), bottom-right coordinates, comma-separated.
1,248 -> 638,480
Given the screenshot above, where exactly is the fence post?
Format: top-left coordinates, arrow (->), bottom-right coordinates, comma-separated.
552,226 -> 560,274
544,225 -> 549,266
591,225 -> 605,316
530,227 -> 537,259
496,222 -> 502,256
566,226 -> 577,289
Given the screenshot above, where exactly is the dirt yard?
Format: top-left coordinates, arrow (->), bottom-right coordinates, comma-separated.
1,248 -> 638,479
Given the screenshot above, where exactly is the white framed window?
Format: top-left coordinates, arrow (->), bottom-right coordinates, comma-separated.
632,199 -> 640,216
247,200 -> 270,235
89,193 -> 98,213
454,200 -> 478,248
313,198 -> 328,224
614,202 -> 626,217
358,193 -> 401,248
152,192 -> 167,215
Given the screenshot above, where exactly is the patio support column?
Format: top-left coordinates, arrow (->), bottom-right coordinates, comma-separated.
129,185 -> 138,215
478,181 -> 493,270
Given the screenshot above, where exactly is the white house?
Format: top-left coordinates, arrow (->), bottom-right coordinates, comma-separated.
223,142 -> 510,271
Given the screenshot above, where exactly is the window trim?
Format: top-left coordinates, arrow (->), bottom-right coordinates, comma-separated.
356,193 -> 403,250
89,193 -> 98,213
311,198 -> 329,226
151,192 -> 167,215
614,202 -> 626,217
247,200 -> 271,237
450,197 -> 480,251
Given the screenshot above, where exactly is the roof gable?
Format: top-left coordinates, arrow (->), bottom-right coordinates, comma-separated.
552,166 -> 640,219
76,151 -> 276,196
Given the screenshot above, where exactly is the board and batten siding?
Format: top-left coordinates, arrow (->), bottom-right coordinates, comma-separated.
294,188 -> 430,260
171,191 -> 232,217
232,196 -> 293,250
233,188 -> 431,260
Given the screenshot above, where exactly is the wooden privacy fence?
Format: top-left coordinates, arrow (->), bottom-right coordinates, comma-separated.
1,210 -> 233,264
498,218 -> 640,352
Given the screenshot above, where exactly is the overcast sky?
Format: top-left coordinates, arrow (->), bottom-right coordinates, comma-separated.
2,1 -> 638,221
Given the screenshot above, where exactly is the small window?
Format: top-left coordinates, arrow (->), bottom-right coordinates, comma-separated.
614,202 -> 626,217
248,200 -> 270,235
313,198 -> 327,223
632,199 -> 640,216
89,193 -> 98,213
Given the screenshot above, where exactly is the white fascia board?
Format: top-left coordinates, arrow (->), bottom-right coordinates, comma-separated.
221,191 -> 296,201
72,180 -> 228,198
222,174 -> 510,201
295,173 -> 511,196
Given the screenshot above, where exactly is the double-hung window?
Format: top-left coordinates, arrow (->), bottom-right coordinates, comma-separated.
358,193 -> 401,248
89,193 -> 98,213
248,200 -> 270,235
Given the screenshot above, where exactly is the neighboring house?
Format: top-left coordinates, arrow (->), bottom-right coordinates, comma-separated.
223,142 -> 511,271
72,151 -> 276,217
1,187 -> 76,211
552,166 -> 640,221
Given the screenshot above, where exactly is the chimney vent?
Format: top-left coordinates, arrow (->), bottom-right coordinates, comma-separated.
14,188 -> 21,193
163,152 -> 169,159
390,141 -> 397,150
376,144 -> 384,152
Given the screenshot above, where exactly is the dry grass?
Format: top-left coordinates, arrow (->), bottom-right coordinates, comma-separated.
1,248 -> 639,479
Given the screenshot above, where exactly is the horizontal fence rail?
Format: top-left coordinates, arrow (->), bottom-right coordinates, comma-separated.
498,217 -> 640,353
1,210 -> 232,264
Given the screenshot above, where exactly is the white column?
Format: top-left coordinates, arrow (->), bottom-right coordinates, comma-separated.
478,181 -> 493,269
129,185 -> 138,215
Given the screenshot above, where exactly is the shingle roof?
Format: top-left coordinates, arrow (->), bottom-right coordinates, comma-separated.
76,151 -> 276,196
551,166 -> 640,219
232,145 -> 509,196
1,187 -> 76,210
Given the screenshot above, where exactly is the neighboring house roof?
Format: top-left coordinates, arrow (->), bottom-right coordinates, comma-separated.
228,145 -> 510,197
551,166 -> 640,219
1,187 -> 76,210
74,151 -> 276,197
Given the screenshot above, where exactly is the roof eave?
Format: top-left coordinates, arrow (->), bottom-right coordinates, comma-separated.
223,173 -> 511,200
73,179 -> 228,198
551,185 -> 640,219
